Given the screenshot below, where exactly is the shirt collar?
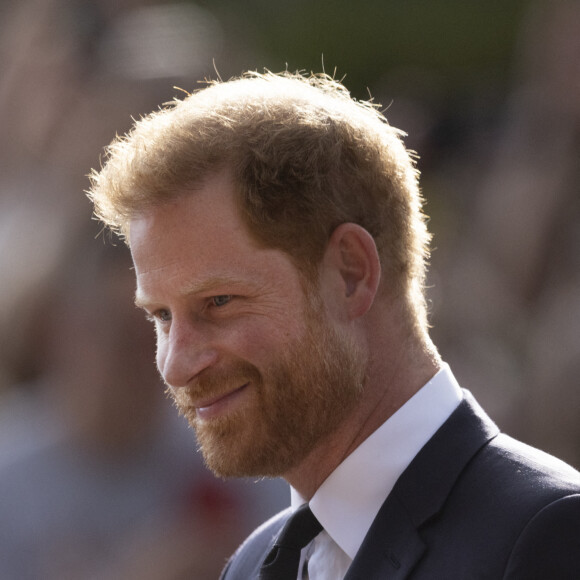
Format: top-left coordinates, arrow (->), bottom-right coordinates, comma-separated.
291,363 -> 462,559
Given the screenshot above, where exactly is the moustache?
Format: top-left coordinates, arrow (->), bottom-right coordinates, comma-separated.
166,360 -> 262,408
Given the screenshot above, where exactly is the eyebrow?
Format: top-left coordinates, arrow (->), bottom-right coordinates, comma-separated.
134,275 -> 248,309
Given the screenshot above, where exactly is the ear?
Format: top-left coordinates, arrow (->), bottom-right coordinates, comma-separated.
319,223 -> 381,320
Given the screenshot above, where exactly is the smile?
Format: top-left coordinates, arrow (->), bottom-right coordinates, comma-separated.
195,383 -> 249,420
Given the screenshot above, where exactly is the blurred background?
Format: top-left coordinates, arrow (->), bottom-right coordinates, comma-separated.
0,0 -> 578,577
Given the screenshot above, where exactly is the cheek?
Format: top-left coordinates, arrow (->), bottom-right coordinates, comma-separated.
229,323 -> 290,364
238,321 -> 304,371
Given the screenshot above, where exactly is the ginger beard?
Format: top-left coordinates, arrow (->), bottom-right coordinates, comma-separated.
167,294 -> 367,478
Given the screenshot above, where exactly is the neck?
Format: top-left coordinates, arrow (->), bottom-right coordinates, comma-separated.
283,332 -> 441,499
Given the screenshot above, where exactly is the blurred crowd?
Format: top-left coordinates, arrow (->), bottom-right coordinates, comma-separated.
0,0 -> 578,578
424,0 -> 580,467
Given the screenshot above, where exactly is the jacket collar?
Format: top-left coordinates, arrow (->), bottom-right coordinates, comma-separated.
344,391 -> 499,579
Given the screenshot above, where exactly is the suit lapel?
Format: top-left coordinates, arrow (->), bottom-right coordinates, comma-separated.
344,493 -> 425,579
345,391 -> 499,579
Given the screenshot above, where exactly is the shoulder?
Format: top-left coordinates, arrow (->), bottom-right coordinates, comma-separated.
447,419 -> 580,534
448,391 -> 580,502
481,435 -> 580,577
220,507 -> 292,580
503,492 -> 580,579
400,394 -> 580,577
443,431 -> 580,577
479,432 -> 580,498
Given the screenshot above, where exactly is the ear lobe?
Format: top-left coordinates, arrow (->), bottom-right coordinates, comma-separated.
324,223 -> 381,319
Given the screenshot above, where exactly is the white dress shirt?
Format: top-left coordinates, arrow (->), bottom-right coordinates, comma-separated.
290,363 -> 463,579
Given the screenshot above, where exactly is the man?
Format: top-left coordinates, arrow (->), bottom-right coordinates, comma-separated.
88,72 -> 580,579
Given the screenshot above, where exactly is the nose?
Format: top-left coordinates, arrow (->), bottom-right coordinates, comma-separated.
157,319 -> 219,388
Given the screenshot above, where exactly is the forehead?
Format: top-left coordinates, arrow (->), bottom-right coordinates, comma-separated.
128,172 -> 304,302
130,172 -> 246,257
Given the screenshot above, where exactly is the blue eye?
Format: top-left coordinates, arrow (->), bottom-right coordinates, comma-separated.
212,295 -> 232,307
159,309 -> 172,321
143,308 -> 171,324
149,309 -> 171,322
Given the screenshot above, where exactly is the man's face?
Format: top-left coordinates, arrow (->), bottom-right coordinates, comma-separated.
130,172 -> 366,478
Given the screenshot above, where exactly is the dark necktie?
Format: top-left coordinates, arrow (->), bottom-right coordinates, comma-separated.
259,503 -> 323,580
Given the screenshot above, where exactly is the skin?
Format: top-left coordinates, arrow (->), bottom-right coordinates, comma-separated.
130,170 -> 441,499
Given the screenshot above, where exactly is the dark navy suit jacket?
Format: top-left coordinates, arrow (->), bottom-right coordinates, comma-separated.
221,392 -> 580,579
